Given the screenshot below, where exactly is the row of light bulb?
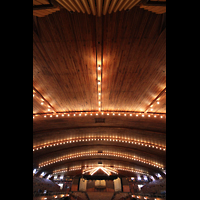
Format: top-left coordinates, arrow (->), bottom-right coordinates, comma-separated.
53,164 -> 145,175
38,151 -> 164,169
33,90 -> 53,111
33,111 -> 165,118
33,136 -> 166,152
53,166 -> 82,174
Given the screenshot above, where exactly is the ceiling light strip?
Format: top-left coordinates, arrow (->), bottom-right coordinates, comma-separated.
33,110 -> 166,118
38,150 -> 164,169
144,87 -> 166,113
33,136 -> 166,152
33,86 -> 56,113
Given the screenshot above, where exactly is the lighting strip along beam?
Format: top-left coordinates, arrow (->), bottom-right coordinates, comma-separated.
53,165 -> 149,175
90,167 -> 101,175
33,136 -> 166,152
53,166 -> 82,174
83,165 -> 148,175
97,64 -> 102,112
33,87 -> 56,114
144,87 -> 166,113
33,110 -> 166,118
82,166 -> 116,176
38,151 -> 164,169
98,167 -> 111,176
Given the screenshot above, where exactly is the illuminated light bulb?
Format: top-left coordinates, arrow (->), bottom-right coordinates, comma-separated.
33,94 -> 34,97
85,113 -> 87,116
107,113 -> 109,115
74,114 -> 76,116
130,114 -> 132,116
124,114 -> 126,116
41,102 -> 44,105
68,114 -> 70,116
98,81 -> 100,85
154,115 -> 156,118
118,113 -> 120,115
33,116 -> 34,119
96,113 -> 98,115
99,93 -> 101,95
50,115 -> 52,117
62,114 -> 64,116
56,115 -> 58,117
142,114 -> 144,117
48,109 -> 50,111
148,115 -> 150,117
90,113 -> 92,116
98,65 -> 101,70
157,101 -> 160,104
136,114 -> 138,117
160,116 -> 163,118
113,113 -> 115,115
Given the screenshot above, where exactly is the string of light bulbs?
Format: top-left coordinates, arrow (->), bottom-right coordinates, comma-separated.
33,135 -> 166,152
38,150 -> 164,170
33,110 -> 165,119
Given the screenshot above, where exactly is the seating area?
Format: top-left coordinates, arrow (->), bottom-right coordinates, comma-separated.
112,192 -> 131,200
69,191 -> 89,200
33,176 -> 60,195
140,178 -> 166,196
87,192 -> 114,200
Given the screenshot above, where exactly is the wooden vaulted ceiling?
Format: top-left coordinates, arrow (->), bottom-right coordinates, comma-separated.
33,2 -> 166,178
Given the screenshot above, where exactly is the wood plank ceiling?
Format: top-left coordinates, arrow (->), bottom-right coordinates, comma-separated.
33,3 -> 166,178
33,0 -> 166,17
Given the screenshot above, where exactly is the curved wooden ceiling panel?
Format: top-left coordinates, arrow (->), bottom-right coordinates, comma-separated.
33,6 -> 166,178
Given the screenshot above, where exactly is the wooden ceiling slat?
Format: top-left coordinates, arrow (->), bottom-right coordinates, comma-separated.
74,0 -> 86,13
96,0 -> 103,17
88,0 -> 96,15
108,0 -> 118,14
102,0 -> 111,15
80,0 -> 91,14
56,0 -> 71,11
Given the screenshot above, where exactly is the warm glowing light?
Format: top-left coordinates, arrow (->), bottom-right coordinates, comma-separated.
84,166 -> 117,176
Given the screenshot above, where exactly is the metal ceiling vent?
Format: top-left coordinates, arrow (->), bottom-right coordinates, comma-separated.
95,118 -> 105,123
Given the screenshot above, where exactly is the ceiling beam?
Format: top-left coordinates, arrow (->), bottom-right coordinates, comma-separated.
33,86 -> 56,113
144,87 -> 166,113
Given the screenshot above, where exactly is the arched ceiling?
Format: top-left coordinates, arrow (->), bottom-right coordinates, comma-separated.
33,2 -> 166,178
